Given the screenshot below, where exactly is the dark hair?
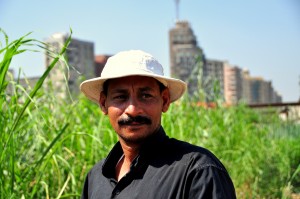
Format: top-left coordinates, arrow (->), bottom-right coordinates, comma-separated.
101,78 -> 166,96
102,80 -> 110,96
157,80 -> 167,92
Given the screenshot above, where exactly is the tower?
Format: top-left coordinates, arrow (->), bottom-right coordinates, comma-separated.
169,21 -> 205,96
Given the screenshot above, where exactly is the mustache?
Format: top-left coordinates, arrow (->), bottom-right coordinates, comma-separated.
118,115 -> 152,125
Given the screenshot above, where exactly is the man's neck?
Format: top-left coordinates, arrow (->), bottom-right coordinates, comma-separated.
119,138 -> 141,158
115,140 -> 140,181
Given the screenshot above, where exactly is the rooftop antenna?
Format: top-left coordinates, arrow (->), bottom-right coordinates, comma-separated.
175,0 -> 180,21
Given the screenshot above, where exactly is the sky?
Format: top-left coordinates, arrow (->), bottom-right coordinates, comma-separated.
1,0 -> 300,102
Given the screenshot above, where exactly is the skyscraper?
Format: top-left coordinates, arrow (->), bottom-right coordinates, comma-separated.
169,21 -> 205,96
224,64 -> 244,105
45,33 -> 95,98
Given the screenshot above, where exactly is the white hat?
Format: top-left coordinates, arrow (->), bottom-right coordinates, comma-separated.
80,50 -> 187,103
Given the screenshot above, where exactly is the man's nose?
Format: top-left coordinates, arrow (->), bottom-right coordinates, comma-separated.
124,97 -> 142,116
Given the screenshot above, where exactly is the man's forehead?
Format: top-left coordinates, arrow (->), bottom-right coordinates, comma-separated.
104,76 -> 163,95
108,76 -> 159,88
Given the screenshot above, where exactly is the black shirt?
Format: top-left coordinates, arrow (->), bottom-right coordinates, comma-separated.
81,127 -> 236,199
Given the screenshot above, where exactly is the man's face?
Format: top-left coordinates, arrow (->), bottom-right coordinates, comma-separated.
99,76 -> 170,145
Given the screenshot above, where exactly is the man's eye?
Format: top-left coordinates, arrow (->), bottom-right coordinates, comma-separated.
113,95 -> 127,100
142,93 -> 152,99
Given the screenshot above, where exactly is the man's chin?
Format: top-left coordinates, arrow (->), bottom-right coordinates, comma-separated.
118,127 -> 152,144
119,134 -> 148,145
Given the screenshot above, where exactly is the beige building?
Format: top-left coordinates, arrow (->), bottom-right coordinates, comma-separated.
242,70 -> 282,104
169,20 -> 205,96
203,59 -> 226,102
45,33 -> 95,99
223,66 -> 282,105
224,64 -> 244,105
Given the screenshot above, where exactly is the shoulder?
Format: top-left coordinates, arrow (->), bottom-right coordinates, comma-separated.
87,159 -> 105,178
81,159 -> 106,198
161,138 -> 236,198
84,159 -> 107,191
169,139 -> 236,198
167,138 -> 228,172
89,159 -> 105,172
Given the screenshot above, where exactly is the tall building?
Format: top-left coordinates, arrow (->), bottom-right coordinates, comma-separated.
168,20 -> 283,104
45,33 -> 95,98
203,59 -> 226,102
169,21 -> 205,96
224,64 -> 244,105
242,71 -> 282,104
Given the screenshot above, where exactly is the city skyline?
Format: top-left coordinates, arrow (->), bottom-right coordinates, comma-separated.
1,0 -> 300,102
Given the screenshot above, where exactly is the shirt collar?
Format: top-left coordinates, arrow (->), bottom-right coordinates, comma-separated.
139,126 -> 168,156
102,126 -> 168,178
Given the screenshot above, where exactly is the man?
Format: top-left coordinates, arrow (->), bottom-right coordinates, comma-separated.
80,50 -> 236,198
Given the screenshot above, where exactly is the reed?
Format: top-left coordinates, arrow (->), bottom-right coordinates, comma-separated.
0,31 -> 299,198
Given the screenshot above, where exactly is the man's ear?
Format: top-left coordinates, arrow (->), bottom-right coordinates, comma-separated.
99,91 -> 108,115
161,88 -> 171,113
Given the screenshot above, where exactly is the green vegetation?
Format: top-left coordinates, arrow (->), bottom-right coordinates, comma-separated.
1,31 -> 299,198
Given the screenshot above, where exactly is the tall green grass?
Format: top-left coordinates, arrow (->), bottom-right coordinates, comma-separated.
0,29 -> 74,198
1,31 -> 299,198
163,99 -> 300,198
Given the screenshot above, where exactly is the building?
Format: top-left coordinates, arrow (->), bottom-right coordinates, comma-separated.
203,59 -> 226,102
45,33 -> 95,98
168,19 -> 282,105
242,71 -> 282,104
18,77 -> 40,92
224,64 -> 244,105
169,20 -> 205,96
6,69 -> 40,97
95,55 -> 111,77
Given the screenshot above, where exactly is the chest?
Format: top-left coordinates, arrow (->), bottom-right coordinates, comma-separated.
89,161 -> 191,199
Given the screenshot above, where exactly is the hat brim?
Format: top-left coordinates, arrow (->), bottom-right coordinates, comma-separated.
80,73 -> 187,104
